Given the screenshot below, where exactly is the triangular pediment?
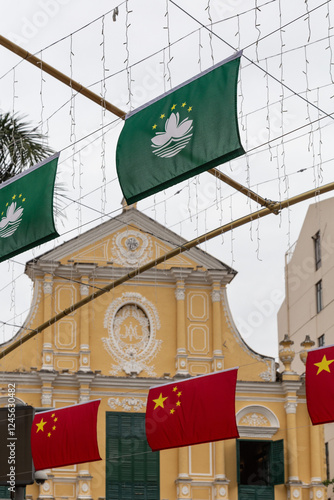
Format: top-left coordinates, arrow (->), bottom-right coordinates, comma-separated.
27,208 -> 236,280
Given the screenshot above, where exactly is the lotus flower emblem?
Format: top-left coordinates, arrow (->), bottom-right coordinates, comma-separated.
151,112 -> 193,158
0,202 -> 24,238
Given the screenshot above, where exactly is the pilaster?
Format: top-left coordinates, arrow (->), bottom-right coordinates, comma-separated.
171,268 -> 193,377
42,274 -> 54,371
207,270 -> 226,372
38,372 -> 57,408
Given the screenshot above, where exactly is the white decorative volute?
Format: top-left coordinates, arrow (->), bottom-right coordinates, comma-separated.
211,289 -> 221,302
175,287 -> 186,301
43,280 -> 53,294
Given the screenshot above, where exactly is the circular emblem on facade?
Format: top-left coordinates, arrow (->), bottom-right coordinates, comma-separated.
125,237 -> 139,251
103,293 -> 162,376
316,491 -> 323,499
293,489 -> 300,498
42,482 -> 50,492
217,362 -> 222,369
82,483 -> 89,493
219,487 -> 226,497
83,357 -> 88,365
181,485 -> 189,495
111,230 -> 153,267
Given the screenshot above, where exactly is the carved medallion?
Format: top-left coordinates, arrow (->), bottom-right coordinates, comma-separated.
103,293 -> 162,376
111,230 -> 153,266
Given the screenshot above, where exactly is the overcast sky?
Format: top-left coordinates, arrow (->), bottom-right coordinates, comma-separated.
0,0 -> 333,361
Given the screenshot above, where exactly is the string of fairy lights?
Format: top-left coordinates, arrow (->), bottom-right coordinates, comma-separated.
0,0 -> 333,359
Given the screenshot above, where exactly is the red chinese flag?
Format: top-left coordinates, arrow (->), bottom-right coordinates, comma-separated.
31,400 -> 101,471
145,369 -> 239,451
306,345 -> 334,425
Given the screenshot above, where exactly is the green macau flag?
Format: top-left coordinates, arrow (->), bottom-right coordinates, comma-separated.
116,52 -> 245,205
0,153 -> 59,262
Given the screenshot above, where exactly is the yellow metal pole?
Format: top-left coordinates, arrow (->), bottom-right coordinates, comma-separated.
1,181 -> 334,360
208,168 -> 279,213
0,35 -> 126,120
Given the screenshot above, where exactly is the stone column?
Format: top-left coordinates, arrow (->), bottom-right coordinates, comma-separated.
300,336 -> 326,500
171,268 -> 193,377
284,400 -> 300,482
207,272 -> 229,498
280,336 -> 302,499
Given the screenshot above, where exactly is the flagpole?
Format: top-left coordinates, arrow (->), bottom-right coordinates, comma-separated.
0,35 -> 125,120
1,181 -> 334,360
208,168 -> 279,213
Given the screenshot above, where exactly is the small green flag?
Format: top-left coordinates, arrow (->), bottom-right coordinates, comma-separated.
116,52 -> 245,205
0,153 -> 59,263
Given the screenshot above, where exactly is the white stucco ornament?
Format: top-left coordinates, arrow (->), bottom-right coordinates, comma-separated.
111,230 -> 153,266
103,293 -> 162,376
181,485 -> 189,495
42,482 -> 50,492
316,490 -> 323,499
293,489 -> 300,498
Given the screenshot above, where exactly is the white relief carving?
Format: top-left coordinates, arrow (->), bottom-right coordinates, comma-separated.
125,237 -> 139,251
181,486 -> 189,495
43,281 -> 53,294
316,491 -> 323,499
211,289 -> 221,302
175,288 -> 185,301
45,355 -> 51,363
42,482 -> 50,492
111,230 -> 152,266
41,392 -> 52,406
285,402 -> 297,414
219,487 -> 226,497
239,413 -> 270,427
259,370 -> 272,381
180,360 -> 186,368
103,293 -> 162,376
217,362 -> 223,369
80,284 -> 89,296
82,357 -> 88,365
81,483 -> 89,493
108,397 -> 147,412
293,490 -> 300,499
79,393 -> 90,403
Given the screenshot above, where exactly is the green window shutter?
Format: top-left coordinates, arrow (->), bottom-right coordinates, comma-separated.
0,486 -> 11,499
106,412 -> 160,500
270,439 -> 284,485
236,439 -> 241,484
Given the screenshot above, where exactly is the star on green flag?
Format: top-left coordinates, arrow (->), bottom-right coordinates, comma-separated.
0,153 -> 59,263
116,51 -> 245,205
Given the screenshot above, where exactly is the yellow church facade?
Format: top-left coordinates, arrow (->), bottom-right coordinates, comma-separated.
0,206 -> 327,500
